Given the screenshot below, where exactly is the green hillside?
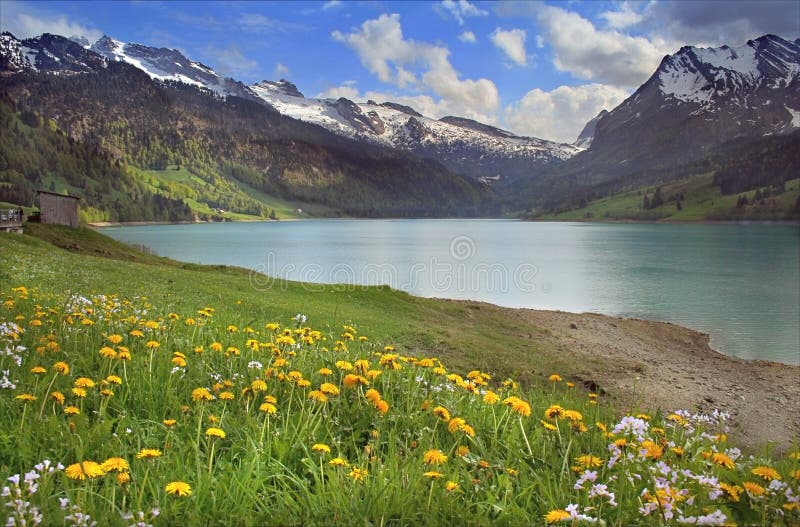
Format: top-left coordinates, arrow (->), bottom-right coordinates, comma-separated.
535,174 -> 800,222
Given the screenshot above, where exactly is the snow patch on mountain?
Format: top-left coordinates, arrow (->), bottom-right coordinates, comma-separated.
787,106 -> 800,127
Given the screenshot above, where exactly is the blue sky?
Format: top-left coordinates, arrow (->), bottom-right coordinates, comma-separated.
2,0 -> 798,142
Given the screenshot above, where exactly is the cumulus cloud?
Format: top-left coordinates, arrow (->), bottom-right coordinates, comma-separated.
437,0 -> 488,26
535,4 -> 669,88
600,2 -> 645,30
331,13 -> 499,121
458,30 -> 477,43
505,84 -> 630,143
0,3 -> 102,42
490,28 -> 527,66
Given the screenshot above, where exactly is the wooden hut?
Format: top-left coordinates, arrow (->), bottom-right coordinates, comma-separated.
36,190 -> 80,228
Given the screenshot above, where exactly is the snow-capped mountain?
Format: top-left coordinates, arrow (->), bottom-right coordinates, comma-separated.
249,81 -> 580,184
517,34 -> 800,209
89,35 -> 255,99
0,32 -> 105,74
591,34 -> 800,154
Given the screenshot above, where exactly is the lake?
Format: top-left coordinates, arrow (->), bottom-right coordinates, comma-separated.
101,220 -> 800,364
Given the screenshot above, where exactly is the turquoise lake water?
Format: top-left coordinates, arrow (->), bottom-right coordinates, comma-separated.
102,220 -> 800,364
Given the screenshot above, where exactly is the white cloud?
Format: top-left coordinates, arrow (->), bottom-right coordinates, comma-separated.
206,46 -> 258,77
316,85 -> 498,124
600,2 -> 645,29
458,30 -> 477,43
274,62 -> 290,79
535,35 -> 544,48
317,85 -> 361,100
322,0 -> 342,10
505,83 -> 630,143
437,0 -> 488,26
331,14 -> 499,121
535,4 -> 670,88
490,28 -> 527,66
0,3 -> 102,42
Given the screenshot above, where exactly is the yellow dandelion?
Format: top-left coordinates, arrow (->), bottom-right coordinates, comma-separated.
348,467 -> 368,482
206,427 -> 226,439
752,466 -> 781,481
374,399 -> 389,414
319,382 -> 340,396
641,440 -> 664,460
328,457 -> 348,467
456,445 -> 470,457
15,393 -> 36,402
544,509 -> 571,524
71,387 -> 87,398
545,405 -> 565,419
163,419 -> 177,427
64,406 -> 80,415
424,471 -> 444,479
105,375 -> 122,385
165,481 -> 192,497
100,458 -> 129,472
99,346 -> 117,358
50,391 -> 65,405
145,340 -> 160,350
563,410 -> 583,422
53,361 -> 70,375
30,366 -> 47,374
540,420 -> 557,431
191,387 -> 214,402
219,391 -> 234,401
742,481 -> 766,496
483,391 -> 500,404
311,443 -> 331,454
575,455 -> 603,469
548,374 -> 562,382
74,377 -> 95,388
259,402 -> 277,414
710,452 -> 736,469
445,480 -> 459,492
64,461 -> 105,480
432,406 -> 451,421
116,472 -> 131,485
107,334 -> 123,344
136,449 -> 162,459
423,449 -> 448,465
719,482 -> 743,502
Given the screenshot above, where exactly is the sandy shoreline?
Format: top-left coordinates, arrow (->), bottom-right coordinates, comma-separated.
444,300 -> 799,453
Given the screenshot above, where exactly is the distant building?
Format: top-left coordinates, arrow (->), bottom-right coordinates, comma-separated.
36,190 -> 80,228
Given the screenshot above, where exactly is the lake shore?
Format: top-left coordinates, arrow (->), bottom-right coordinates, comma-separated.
439,299 -> 799,453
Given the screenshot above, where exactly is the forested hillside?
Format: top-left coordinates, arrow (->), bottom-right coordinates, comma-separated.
0,63 -> 486,220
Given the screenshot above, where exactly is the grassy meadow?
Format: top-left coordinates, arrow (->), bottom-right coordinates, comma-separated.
1,226 -> 798,526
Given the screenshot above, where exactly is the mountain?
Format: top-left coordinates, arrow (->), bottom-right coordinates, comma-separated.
519,34 -> 800,210
89,35 -> 258,100
0,32 -> 485,220
0,32 -> 106,74
248,83 -> 580,186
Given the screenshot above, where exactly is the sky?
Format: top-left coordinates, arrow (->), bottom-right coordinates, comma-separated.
1,0 -> 798,143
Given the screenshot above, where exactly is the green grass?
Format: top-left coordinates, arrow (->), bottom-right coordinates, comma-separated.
0,226 -> 797,526
539,175 -> 800,222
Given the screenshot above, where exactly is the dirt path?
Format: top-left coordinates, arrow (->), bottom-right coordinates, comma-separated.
455,302 -> 800,453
